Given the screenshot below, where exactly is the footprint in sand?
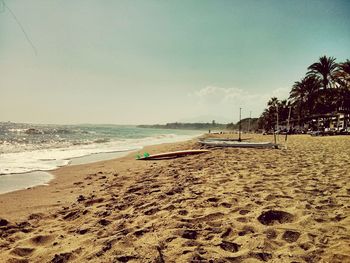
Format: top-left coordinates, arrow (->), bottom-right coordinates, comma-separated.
249,252 -> 273,261
144,207 -> 160,216
178,209 -> 189,216
77,228 -> 90,235
7,258 -> 30,263
51,252 -> 73,263
62,210 -> 81,221
220,227 -> 232,238
98,218 -> 111,226
180,229 -> 198,240
0,218 -> 9,227
257,210 -> 294,225
282,230 -> 301,243
238,226 -> 255,236
265,228 -> 277,239
299,241 -> 314,251
27,213 -> 45,221
133,227 -> 151,237
114,255 -> 137,262
10,247 -> 35,257
219,241 -> 240,253
220,202 -> 232,208
30,234 -> 54,245
239,209 -> 250,215
206,197 -> 220,203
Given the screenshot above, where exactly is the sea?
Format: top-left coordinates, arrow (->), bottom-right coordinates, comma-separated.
0,122 -> 202,193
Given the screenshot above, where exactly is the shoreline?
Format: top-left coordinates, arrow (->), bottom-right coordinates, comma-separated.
0,128 -> 203,176
0,134 -> 349,262
0,133 -> 203,195
0,149 -> 138,195
0,137 -> 201,221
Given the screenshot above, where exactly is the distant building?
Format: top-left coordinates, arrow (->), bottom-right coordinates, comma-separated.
288,106 -> 350,132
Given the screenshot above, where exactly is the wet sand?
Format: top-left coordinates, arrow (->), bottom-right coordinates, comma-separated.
0,134 -> 349,262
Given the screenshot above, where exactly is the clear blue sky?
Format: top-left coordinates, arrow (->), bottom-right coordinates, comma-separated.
1,0 -> 349,124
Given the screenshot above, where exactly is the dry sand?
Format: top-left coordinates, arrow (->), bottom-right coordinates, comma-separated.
0,134 -> 349,263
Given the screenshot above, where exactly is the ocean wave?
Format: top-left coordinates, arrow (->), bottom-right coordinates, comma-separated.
0,132 -> 201,175
0,123 -> 203,174
52,129 -> 72,134
25,128 -> 44,135
8,128 -> 28,133
6,127 -> 76,136
93,138 -> 110,143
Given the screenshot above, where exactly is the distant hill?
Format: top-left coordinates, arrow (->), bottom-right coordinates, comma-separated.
138,118 -> 259,131
138,121 -> 226,130
178,115 -> 233,124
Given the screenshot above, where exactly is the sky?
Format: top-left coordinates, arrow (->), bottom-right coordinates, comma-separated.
0,0 -> 349,124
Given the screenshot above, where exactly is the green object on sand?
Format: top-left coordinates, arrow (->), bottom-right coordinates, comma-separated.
136,152 -> 150,159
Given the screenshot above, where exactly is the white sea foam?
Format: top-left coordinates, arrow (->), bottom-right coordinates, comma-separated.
0,133 -> 199,175
0,171 -> 55,194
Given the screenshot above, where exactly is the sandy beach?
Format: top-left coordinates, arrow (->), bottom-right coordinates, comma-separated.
0,134 -> 350,262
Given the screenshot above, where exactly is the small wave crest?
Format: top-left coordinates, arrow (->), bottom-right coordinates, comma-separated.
7,128 -> 28,133
0,123 -> 203,174
0,132 -> 201,175
93,138 -> 110,143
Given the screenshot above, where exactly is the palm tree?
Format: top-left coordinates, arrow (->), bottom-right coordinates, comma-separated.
290,80 -> 306,110
259,56 -> 349,133
289,81 -> 304,126
289,76 -> 320,124
339,60 -> 350,74
334,60 -> 350,115
303,75 -> 321,114
267,97 -> 279,109
307,56 -> 338,90
278,99 -> 289,122
307,56 -> 341,117
258,97 -> 280,131
336,60 -> 350,89
258,107 -> 275,132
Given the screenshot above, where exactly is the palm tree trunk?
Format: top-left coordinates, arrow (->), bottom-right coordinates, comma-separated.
337,114 -> 340,131
298,103 -> 302,127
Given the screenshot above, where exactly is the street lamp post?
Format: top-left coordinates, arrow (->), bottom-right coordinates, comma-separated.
238,107 -> 242,142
